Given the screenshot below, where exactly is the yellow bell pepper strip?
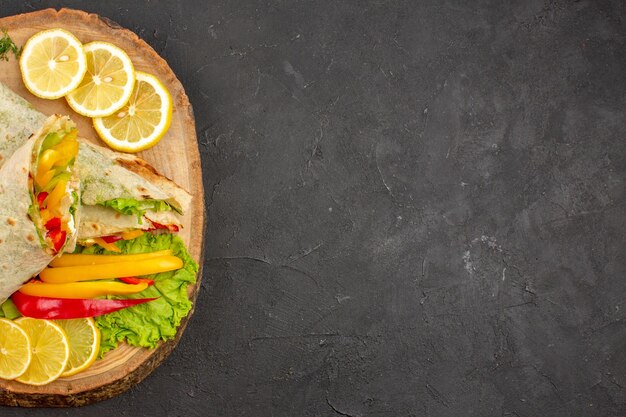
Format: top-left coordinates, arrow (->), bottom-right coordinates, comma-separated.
93,237 -> 122,253
12,291 -> 158,319
61,128 -> 78,143
35,169 -> 55,189
19,280 -> 149,299
121,230 -> 144,240
39,208 -> 53,224
37,149 -> 59,175
40,255 -> 183,284
92,230 -> 146,249
51,137 -> 79,166
45,178 -> 68,215
51,250 -> 173,267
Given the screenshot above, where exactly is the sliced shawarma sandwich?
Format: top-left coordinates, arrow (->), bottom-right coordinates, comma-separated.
0,82 -> 191,247
74,140 -> 191,242
0,115 -> 80,303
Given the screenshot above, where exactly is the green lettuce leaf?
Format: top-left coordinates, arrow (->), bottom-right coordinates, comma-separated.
100,198 -> 173,218
73,233 -> 198,357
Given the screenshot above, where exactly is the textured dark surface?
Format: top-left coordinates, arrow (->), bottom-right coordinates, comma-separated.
1,0 -> 625,416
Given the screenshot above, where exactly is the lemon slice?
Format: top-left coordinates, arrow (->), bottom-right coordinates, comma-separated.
19,28 -> 87,99
55,318 -> 100,377
93,71 -> 173,153
14,318 -> 69,386
0,319 -> 31,380
66,41 -> 135,117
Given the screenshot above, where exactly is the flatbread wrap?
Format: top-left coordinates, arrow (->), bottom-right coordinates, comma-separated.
0,82 -> 191,242
74,140 -> 191,241
0,115 -> 80,303
0,82 -> 46,164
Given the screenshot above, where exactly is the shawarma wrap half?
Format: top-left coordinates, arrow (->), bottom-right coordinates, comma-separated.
0,81 -> 191,243
0,115 -> 80,303
75,140 -> 191,240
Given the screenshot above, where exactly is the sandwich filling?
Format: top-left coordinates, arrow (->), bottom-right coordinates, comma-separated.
30,118 -> 80,254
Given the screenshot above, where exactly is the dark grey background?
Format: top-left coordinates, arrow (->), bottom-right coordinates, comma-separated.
1,1 -> 625,416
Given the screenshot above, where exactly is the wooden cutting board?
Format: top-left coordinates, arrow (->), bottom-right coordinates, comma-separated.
0,8 -> 205,407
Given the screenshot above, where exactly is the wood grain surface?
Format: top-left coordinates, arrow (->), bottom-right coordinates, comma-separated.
0,8 -> 204,407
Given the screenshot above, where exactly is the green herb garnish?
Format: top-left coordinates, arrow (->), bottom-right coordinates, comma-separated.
0,29 -> 21,61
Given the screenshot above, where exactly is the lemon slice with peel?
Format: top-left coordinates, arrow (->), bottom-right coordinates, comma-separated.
55,318 -> 100,377
0,319 -> 31,380
93,71 -> 173,152
66,41 -> 135,117
14,317 -> 69,386
19,28 -> 87,99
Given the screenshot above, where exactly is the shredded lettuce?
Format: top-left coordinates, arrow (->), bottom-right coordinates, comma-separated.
100,198 -> 173,219
73,233 -> 198,357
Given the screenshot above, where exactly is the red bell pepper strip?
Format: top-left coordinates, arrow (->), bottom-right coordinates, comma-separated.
151,221 -> 168,230
11,291 -> 159,319
118,276 -> 155,286
45,217 -> 61,230
37,192 -> 48,208
149,221 -> 179,232
47,229 -> 66,253
101,235 -> 123,243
